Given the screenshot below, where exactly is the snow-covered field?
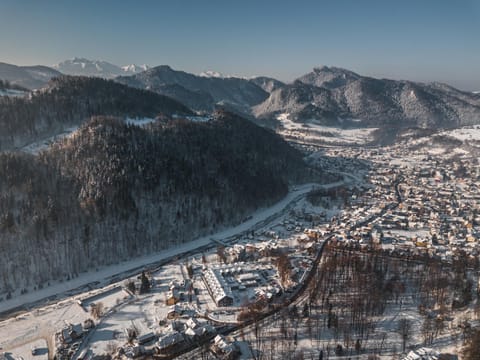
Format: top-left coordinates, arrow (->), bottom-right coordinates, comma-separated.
396,125 -> 480,159
2,339 -> 48,360
0,89 -> 26,97
276,113 -> 378,145
80,287 -> 131,313
0,300 -> 88,356
438,125 -> 480,141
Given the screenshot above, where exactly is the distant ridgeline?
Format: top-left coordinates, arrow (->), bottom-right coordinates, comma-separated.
0,111 -> 316,295
253,66 -> 480,130
0,76 -> 192,151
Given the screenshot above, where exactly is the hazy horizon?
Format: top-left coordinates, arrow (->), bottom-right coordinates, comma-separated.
1,0 -> 479,91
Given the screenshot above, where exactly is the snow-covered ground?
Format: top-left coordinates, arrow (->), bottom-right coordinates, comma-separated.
0,89 -> 26,97
438,125 -> 480,141
386,229 -> 431,239
0,300 -> 88,356
80,287 -> 131,313
396,125 -> 480,159
20,126 -> 79,154
276,113 -> 378,145
2,339 -> 48,360
186,115 -> 212,122
124,117 -> 156,126
0,178 -> 351,358
20,118 -> 157,154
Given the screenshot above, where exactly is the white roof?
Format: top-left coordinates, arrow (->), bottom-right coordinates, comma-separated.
403,347 -> 440,360
203,268 -> 233,302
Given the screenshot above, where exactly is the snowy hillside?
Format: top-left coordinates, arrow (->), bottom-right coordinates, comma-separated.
254,66 -> 480,130
276,113 -> 378,145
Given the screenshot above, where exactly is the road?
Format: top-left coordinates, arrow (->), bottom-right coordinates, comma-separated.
0,182 -> 330,319
0,178 -> 354,360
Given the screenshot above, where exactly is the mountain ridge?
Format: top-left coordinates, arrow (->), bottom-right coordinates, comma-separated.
0,75 -> 192,151
254,66 -> 480,129
116,64 -> 269,114
0,62 -> 62,89
2,59 -> 480,130
53,57 -> 150,78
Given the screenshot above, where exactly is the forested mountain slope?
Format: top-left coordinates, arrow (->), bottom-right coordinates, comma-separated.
0,111 -> 313,296
0,76 -> 192,151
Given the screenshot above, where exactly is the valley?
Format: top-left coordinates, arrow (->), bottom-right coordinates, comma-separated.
0,57 -> 479,360
1,0 -> 479,358
2,124 -> 480,359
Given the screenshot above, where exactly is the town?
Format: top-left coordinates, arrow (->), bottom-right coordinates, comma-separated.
1,129 -> 480,360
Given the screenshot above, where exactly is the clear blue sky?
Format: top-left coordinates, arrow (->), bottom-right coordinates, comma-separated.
1,0 -> 479,90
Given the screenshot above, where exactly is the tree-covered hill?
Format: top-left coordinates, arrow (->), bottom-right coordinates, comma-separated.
0,111 -> 315,296
0,76 -> 192,151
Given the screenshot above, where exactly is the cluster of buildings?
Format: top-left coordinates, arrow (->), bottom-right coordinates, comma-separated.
319,144 -> 480,264
54,320 -> 93,360
211,334 -> 239,359
100,317 -> 219,359
201,259 -> 286,308
155,317 -> 217,355
165,279 -> 193,306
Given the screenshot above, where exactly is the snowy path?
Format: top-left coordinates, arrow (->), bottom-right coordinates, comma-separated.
0,181 -> 346,316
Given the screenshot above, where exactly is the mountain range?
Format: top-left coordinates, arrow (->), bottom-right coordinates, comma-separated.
0,58 -> 480,131
53,57 -> 149,78
114,63 -> 480,130
254,66 -> 480,129
115,65 -> 269,114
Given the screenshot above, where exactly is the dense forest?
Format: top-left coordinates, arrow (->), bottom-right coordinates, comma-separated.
0,111 -> 316,297
0,76 -> 192,151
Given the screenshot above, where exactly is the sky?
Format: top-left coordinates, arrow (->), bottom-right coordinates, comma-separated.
0,0 -> 479,90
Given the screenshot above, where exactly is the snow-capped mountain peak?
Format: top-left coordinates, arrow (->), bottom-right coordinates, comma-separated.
53,58 -> 149,78
122,64 -> 149,73
199,70 -> 227,78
